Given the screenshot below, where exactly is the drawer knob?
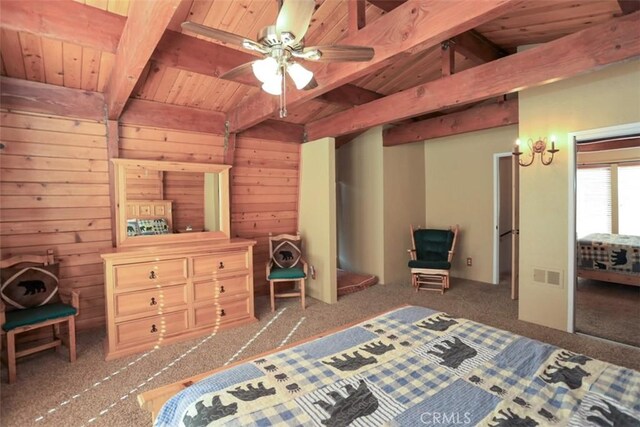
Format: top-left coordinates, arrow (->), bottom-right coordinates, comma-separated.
150,297 -> 157,306
220,285 -> 225,293
220,309 -> 226,317
219,261 -> 225,269
150,324 -> 157,333
149,271 -> 157,279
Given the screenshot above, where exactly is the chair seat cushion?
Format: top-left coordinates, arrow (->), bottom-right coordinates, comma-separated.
2,303 -> 77,331
268,267 -> 306,280
408,259 -> 451,270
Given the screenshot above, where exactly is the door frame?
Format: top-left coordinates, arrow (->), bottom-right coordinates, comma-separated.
567,122 -> 640,333
493,152 -> 514,285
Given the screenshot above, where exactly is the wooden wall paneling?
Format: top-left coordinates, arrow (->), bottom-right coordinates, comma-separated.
80,47 -> 101,91
62,42 -> 83,89
17,31 -> 44,82
0,110 -> 112,335
231,136 -> 300,294
1,29 -> 27,79
163,171 -> 205,231
41,38 -> 64,86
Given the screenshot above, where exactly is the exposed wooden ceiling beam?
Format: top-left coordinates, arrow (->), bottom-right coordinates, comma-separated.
0,0 -> 389,112
0,0 -> 124,52
104,0 -> 182,120
237,121 -> 305,142
618,0 -> 640,15
383,99 -> 518,146
370,0 -> 507,64
120,98 -> 226,134
367,0 -> 407,13
441,41 -> 455,76
305,12 -> 640,140
318,84 -> 384,106
227,0 -> 523,132
452,31 -> 506,64
349,0 -> 367,35
0,76 -> 105,121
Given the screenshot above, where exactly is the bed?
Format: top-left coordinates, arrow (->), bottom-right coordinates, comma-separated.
577,233 -> 640,286
139,305 -> 640,426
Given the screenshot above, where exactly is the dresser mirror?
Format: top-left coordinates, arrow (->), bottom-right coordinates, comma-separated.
111,159 -> 231,247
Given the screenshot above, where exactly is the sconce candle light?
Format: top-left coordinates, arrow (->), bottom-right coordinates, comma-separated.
513,135 -> 559,166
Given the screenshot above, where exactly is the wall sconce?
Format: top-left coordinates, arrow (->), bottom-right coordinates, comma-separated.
513,136 -> 559,167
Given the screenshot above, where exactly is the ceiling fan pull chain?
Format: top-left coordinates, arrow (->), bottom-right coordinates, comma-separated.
280,64 -> 287,118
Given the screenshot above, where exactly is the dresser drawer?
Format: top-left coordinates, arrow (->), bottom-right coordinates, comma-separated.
194,297 -> 250,328
114,259 -> 187,289
193,275 -> 250,302
115,285 -> 187,319
192,251 -> 247,278
116,311 -> 188,347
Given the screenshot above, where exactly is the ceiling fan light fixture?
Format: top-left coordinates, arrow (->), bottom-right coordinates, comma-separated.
262,75 -> 283,96
286,62 -> 314,90
252,57 -> 279,83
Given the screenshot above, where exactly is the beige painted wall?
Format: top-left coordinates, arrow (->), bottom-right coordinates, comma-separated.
336,127 -> 385,281
518,59 -> 640,330
424,125 -> 519,283
299,137 -> 337,304
383,142 -> 426,285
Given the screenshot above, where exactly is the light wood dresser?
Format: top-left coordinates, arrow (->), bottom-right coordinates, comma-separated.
101,239 -> 256,360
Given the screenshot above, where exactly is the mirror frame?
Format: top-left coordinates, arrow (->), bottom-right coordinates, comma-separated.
111,159 -> 231,247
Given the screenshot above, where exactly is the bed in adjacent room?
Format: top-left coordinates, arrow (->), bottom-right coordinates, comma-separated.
138,305 -> 640,426
577,233 -> 640,286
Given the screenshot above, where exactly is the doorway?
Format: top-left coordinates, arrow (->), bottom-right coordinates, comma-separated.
568,123 -> 640,346
493,152 -> 519,298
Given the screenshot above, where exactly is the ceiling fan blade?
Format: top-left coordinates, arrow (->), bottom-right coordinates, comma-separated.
219,61 -> 258,81
275,0 -> 316,43
181,21 -> 266,53
304,45 -> 375,62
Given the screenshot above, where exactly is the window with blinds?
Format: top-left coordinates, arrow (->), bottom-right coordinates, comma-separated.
576,167 -> 612,238
618,164 -> 640,236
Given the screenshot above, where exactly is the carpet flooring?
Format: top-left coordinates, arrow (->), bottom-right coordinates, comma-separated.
1,279 -> 639,427
575,278 -> 640,347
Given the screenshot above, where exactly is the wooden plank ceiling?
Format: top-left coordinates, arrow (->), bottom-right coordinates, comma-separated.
0,0 -> 628,129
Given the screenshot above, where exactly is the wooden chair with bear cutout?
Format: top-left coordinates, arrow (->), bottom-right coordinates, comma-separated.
0,249 -> 80,383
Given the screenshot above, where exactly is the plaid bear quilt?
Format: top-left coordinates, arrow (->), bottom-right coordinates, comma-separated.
155,306 -> 640,427
578,233 -> 640,277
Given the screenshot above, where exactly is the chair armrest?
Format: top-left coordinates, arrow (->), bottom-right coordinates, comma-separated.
59,289 -> 81,316
300,258 -> 309,276
407,249 -> 416,261
448,250 -> 455,262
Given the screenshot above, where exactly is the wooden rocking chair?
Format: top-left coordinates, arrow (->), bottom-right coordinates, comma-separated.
408,225 -> 459,293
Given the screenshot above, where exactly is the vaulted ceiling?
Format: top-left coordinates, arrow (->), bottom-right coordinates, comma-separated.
1,0 -> 638,145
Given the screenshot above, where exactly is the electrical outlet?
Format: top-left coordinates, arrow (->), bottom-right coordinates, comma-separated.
466,257 -> 472,266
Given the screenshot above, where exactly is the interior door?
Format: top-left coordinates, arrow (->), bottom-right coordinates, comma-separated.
511,155 -> 520,300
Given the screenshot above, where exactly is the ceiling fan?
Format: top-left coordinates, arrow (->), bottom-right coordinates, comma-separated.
181,0 -> 375,117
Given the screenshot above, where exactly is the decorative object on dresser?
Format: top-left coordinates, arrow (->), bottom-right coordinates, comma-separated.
408,225 -> 459,293
101,160 -> 256,360
266,232 -> 308,311
0,249 -> 80,383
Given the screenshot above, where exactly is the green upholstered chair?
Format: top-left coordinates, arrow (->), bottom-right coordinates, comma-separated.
0,250 -> 79,383
266,233 -> 308,311
408,225 -> 459,293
